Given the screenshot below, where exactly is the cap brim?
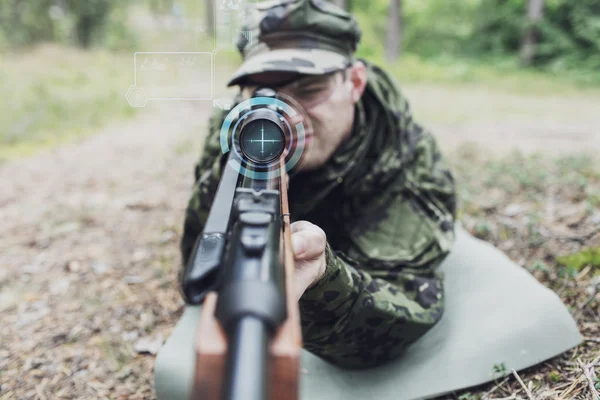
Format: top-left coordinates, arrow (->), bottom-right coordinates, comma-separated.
227,48 -> 349,87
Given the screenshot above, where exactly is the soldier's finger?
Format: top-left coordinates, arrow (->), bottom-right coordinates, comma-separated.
290,221 -> 326,260
290,220 -> 314,233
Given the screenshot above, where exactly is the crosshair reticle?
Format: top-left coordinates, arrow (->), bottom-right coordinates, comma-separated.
219,95 -> 309,180
239,119 -> 285,164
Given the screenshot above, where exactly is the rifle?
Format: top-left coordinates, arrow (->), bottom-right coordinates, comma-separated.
181,88 -> 302,400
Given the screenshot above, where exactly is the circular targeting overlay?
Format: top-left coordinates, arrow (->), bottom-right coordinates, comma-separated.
240,119 -> 285,164
220,96 -> 310,180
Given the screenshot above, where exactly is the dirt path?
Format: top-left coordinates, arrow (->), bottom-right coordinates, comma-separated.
403,84 -> 600,156
0,86 -> 598,399
0,102 -> 208,399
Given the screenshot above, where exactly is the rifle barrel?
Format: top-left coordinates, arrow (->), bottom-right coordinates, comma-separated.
215,169 -> 287,400
223,317 -> 269,400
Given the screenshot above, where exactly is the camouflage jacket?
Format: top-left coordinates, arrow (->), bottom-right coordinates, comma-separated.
180,61 -> 457,369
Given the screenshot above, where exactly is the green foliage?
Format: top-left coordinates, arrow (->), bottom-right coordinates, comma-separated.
473,220 -> 492,239
402,0 -> 480,58
353,0 -> 481,59
96,2 -> 138,51
492,362 -> 509,377
471,0 -> 600,71
471,0 -> 526,55
0,0 -> 135,50
0,0 -> 56,46
349,0 -> 600,84
64,0 -> 112,48
0,45 -> 136,161
556,248 -> 600,271
530,260 -> 551,273
458,393 -> 482,400
549,370 -> 561,382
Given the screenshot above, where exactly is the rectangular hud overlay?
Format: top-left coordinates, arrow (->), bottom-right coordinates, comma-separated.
134,52 -> 213,100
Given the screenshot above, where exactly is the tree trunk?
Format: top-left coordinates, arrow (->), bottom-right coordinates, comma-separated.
385,0 -> 403,62
520,0 -> 544,66
75,15 -> 94,48
206,0 -> 215,37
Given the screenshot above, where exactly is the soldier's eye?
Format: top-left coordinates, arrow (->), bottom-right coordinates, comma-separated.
299,87 -> 322,93
300,82 -> 329,91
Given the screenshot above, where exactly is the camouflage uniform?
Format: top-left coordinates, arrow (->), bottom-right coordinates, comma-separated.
180,0 -> 456,369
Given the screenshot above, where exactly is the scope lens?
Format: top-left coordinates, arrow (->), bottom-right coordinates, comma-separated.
239,119 -> 285,164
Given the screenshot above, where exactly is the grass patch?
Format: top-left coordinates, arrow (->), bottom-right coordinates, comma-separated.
557,248 -> 600,272
373,53 -> 600,96
0,43 -> 137,161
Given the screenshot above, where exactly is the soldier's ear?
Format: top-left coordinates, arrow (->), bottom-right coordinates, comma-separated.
348,61 -> 367,104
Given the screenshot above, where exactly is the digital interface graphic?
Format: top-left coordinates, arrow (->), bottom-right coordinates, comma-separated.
126,52 -> 213,107
126,0 -> 253,107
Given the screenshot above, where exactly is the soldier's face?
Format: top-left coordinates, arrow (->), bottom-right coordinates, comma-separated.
243,61 -> 368,171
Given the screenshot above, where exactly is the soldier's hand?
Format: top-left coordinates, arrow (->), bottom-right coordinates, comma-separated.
290,221 -> 327,302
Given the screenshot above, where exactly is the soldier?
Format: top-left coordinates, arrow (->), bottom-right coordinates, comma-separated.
181,0 -> 456,368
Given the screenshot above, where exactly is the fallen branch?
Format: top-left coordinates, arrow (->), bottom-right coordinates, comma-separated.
577,359 -> 600,400
574,291 -> 599,318
559,375 -> 584,399
511,368 -> 535,400
482,377 -> 510,399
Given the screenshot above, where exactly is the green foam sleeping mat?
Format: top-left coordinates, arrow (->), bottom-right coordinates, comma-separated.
154,225 -> 582,400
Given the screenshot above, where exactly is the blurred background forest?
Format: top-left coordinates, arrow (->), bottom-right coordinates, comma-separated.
2,0 -> 600,70
0,1 -> 599,399
1,0 -> 600,158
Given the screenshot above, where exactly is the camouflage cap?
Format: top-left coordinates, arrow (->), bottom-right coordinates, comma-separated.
227,0 -> 362,87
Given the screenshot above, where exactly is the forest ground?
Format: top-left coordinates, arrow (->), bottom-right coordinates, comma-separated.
0,79 -> 599,399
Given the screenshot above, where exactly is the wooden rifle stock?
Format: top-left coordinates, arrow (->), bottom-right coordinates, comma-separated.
191,158 -> 302,400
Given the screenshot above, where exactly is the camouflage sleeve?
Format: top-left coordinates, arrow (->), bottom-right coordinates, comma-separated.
299,102 -> 456,369
299,246 -> 445,369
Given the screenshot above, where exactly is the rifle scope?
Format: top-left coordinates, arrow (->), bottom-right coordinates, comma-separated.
238,88 -> 287,166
